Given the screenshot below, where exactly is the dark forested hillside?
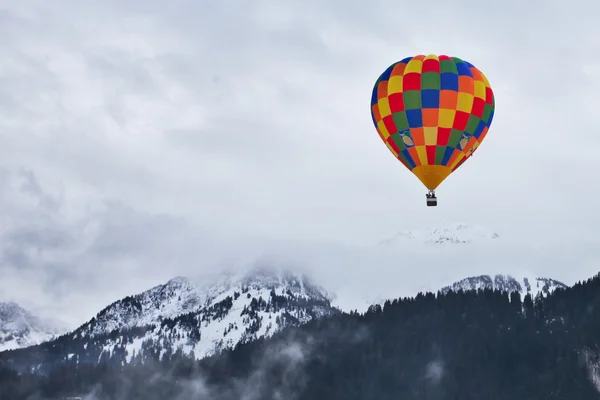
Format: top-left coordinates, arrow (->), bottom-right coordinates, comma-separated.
3,273 -> 600,400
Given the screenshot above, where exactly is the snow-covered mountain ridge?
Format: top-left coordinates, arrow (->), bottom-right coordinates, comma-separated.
74,266 -> 334,340
0,302 -> 63,352
0,268 -> 568,359
379,223 -> 500,245
72,267 -> 336,361
0,223 -> 569,364
358,274 -> 567,311
440,274 -> 567,298
0,267 -> 573,374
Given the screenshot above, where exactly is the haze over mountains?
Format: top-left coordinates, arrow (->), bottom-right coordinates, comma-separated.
1,256 -> 596,399
0,223 -> 580,349
3,222 -> 599,400
3,220 -> 596,333
2,221 -> 592,374
0,222 -> 574,367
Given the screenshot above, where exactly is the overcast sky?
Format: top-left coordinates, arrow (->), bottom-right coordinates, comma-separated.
1,0 -> 600,329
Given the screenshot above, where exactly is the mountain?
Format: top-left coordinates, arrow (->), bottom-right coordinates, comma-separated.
440,274 -> 568,298
0,266 -> 339,370
4,272 -> 600,400
0,302 -> 63,352
354,274 -> 568,313
379,223 -> 500,245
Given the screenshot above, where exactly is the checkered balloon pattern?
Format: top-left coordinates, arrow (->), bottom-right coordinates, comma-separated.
370,54 -> 495,190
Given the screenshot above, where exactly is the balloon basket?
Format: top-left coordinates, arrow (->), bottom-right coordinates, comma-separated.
426,191 -> 437,207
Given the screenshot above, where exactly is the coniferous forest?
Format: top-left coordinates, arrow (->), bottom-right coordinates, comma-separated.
3,273 -> 600,399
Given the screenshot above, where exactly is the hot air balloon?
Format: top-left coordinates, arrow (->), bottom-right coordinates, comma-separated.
370,54 -> 495,206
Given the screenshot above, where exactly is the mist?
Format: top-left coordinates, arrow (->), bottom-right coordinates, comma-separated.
17,320 -> 371,400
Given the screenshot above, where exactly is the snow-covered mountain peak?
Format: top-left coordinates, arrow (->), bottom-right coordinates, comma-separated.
440,274 -> 567,299
238,265 -> 332,302
166,276 -> 191,286
380,223 -> 500,245
0,302 -> 62,352
62,265 -> 338,362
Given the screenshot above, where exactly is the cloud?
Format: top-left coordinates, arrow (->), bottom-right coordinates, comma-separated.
580,347 -> 600,394
425,359 -> 444,384
0,0 -> 599,328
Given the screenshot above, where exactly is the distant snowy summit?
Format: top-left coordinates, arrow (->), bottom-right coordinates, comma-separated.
357,274 -> 568,312
0,302 -> 63,352
379,223 -> 500,245
441,274 -> 567,299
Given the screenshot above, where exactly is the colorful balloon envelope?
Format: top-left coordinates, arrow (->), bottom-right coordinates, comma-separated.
370,54 -> 495,202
